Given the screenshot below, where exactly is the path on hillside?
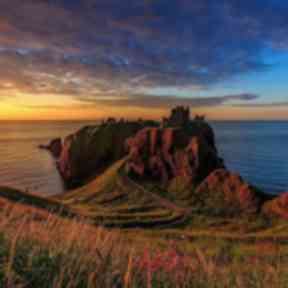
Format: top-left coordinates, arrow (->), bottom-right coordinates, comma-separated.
122,174 -> 187,214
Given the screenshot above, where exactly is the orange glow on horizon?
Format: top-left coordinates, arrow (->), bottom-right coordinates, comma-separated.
0,91 -> 287,121
0,102 -> 287,121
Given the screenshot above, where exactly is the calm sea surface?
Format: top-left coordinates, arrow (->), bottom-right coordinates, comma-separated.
0,121 -> 287,195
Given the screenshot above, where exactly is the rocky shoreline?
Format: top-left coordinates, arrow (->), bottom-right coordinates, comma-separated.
41,106 -> 286,220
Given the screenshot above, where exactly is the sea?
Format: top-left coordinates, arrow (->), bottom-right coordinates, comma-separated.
0,120 -> 287,195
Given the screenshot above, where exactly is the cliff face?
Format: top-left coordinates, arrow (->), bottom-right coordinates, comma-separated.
125,123 -> 224,185
262,192 -> 288,219
194,169 -> 262,216
55,107 -> 223,189
57,121 -> 157,187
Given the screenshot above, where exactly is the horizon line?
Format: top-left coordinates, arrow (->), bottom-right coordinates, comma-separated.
0,118 -> 287,122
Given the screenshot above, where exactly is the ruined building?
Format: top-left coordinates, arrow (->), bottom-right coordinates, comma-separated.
162,106 -> 191,127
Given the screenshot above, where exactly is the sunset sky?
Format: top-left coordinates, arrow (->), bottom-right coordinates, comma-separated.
0,0 -> 288,120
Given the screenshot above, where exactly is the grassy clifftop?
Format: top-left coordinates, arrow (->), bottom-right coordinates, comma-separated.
0,156 -> 281,234
56,158 -> 186,228
1,192 -> 288,287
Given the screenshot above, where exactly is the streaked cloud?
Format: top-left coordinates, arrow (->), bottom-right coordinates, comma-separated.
75,93 -> 259,109
0,0 -> 287,115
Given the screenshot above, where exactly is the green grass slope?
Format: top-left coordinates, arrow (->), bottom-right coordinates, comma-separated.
55,158 -> 187,228
0,156 -> 284,236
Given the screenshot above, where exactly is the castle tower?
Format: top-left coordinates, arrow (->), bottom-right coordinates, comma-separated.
164,106 -> 191,127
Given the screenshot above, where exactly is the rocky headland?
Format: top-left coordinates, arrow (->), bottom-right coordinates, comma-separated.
53,107 -> 223,188
32,106 -> 285,228
0,106 -> 286,288
57,120 -> 158,187
0,106 -> 285,288
5,106 -> 282,228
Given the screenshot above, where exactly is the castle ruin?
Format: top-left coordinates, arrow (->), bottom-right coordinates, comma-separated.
162,106 -> 191,127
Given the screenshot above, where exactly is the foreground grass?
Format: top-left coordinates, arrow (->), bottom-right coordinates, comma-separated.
1,196 -> 288,287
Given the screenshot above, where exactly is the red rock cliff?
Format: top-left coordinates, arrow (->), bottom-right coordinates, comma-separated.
125,127 -> 224,185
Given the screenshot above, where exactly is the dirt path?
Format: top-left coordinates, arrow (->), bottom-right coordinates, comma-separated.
122,175 -> 186,213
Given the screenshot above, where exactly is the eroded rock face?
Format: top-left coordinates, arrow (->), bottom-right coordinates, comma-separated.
57,122 -> 157,186
125,126 -> 223,185
49,138 -> 62,158
262,193 -> 288,219
39,138 -> 62,158
194,169 -> 261,216
57,135 -> 74,181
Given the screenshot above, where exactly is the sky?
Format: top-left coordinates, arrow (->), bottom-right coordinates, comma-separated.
0,0 -> 288,120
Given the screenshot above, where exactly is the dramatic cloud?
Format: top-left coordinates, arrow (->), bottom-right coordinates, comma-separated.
0,0 -> 287,109
75,93 -> 259,109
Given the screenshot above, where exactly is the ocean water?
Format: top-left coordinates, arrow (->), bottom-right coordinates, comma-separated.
0,121 -> 287,195
0,121 -> 97,195
211,121 -> 288,195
